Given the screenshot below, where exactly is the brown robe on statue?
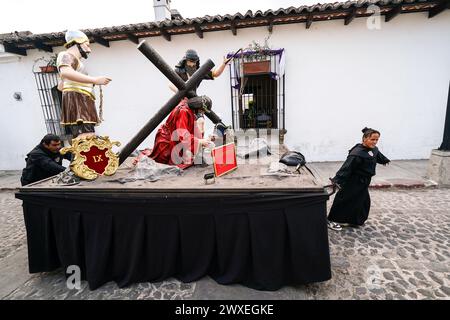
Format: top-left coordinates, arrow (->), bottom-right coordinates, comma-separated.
57,51 -> 99,136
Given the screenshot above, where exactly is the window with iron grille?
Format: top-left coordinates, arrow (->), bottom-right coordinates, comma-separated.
229,49 -> 285,134
33,70 -> 68,139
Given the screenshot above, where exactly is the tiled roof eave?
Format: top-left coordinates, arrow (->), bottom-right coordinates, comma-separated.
0,0 -> 447,55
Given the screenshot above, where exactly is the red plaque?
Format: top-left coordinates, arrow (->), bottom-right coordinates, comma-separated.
80,146 -> 110,175
60,135 -> 121,180
211,143 -> 237,177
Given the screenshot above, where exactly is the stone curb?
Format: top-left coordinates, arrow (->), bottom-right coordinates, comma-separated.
369,179 -> 438,189
369,181 -> 438,189
369,183 -> 434,189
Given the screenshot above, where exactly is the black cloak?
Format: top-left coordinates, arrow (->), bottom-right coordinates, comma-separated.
328,143 -> 390,226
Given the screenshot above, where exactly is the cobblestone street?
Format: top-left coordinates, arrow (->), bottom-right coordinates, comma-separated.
0,188 -> 449,300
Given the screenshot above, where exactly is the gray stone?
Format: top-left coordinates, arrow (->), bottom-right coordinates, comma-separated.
344,249 -> 355,256
385,293 -> 394,300
398,235 -> 411,241
355,287 -> 367,295
428,272 -> 444,285
421,251 -> 434,260
396,248 -> 409,259
382,252 -> 396,259
340,289 -> 352,299
426,262 -> 448,273
371,232 -> 382,238
411,242 -> 422,249
411,254 -> 421,261
417,289 -> 434,298
383,272 -> 394,281
377,259 -> 395,269
332,257 -> 350,268
413,271 -> 427,281
368,288 -> 385,295
387,239 -> 398,246
407,291 -> 417,299
427,149 -> 450,186
408,278 -> 418,287
434,290 -> 446,298
398,279 -> 410,289
434,253 -> 446,262
396,260 -> 424,271
440,286 -> 450,296
404,246 -> 415,254
343,241 -> 354,248
389,283 -> 406,295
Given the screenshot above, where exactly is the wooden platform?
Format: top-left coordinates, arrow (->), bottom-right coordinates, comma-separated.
21,152 -> 324,194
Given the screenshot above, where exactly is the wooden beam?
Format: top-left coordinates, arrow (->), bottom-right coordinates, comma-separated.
385,5 -> 402,22
160,28 -> 171,41
344,8 -> 356,25
268,18 -> 274,33
306,14 -> 313,29
34,41 -> 53,53
231,21 -> 237,36
195,25 -> 203,39
93,36 -> 110,47
127,34 -> 140,44
429,0 -> 450,18
3,44 -> 27,56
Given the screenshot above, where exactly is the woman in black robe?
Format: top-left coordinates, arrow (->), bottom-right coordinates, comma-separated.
327,127 -> 390,231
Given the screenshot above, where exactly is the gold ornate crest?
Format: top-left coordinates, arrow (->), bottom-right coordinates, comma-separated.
60,135 -> 121,180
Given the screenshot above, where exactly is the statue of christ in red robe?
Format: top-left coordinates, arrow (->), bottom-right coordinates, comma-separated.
134,97 -> 212,169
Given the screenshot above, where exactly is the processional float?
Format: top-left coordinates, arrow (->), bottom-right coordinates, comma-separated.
62,41 -> 233,180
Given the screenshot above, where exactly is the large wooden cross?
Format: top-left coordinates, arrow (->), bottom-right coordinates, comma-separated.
118,41 -> 219,164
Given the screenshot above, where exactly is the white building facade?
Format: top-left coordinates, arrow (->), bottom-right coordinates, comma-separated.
1,1 -> 449,170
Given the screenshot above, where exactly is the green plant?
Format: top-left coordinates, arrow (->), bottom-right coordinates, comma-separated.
247,100 -> 255,119
47,54 -> 57,67
244,38 -> 271,62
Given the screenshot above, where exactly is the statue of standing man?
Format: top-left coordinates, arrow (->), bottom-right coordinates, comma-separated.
57,30 -> 111,139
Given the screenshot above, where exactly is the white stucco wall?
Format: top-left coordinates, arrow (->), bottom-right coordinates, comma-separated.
0,50 -> 49,170
1,11 -> 449,169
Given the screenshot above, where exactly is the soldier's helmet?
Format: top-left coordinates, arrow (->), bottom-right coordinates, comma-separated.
64,30 -> 89,48
184,49 -> 199,62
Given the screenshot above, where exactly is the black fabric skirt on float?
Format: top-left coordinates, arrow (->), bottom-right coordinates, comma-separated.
16,190 -> 332,291
328,174 -> 371,226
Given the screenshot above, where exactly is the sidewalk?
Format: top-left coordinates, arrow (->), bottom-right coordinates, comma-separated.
0,171 -> 21,190
308,160 -> 437,189
0,160 -> 437,191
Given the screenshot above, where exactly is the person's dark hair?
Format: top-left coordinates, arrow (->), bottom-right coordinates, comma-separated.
362,127 -> 380,139
187,95 -> 212,113
41,134 -> 61,145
